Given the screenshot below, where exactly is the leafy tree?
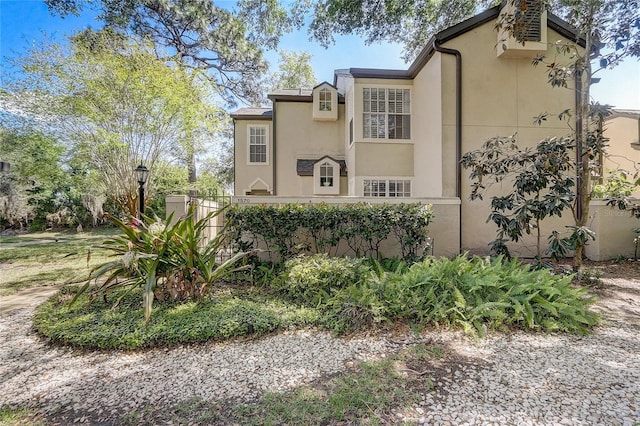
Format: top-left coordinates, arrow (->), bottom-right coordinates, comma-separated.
0,129 -> 67,229
501,0 -> 639,268
44,0 -> 305,105
461,135 -> 576,261
307,0 -> 495,61
268,50 -> 317,90
6,30 -> 220,216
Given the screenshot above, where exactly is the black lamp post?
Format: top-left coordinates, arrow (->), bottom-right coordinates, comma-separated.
134,163 -> 149,219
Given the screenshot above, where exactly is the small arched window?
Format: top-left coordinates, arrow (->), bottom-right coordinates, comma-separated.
320,162 -> 334,187
319,88 -> 332,111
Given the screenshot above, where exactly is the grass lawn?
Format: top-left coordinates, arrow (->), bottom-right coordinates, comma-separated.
0,228 -> 118,296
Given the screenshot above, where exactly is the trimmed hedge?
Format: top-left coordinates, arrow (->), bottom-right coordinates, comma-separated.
226,203 -> 434,263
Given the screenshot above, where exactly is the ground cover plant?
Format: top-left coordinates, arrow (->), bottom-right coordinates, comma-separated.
34,285 -> 319,350
34,252 -> 600,349
0,229 -> 115,296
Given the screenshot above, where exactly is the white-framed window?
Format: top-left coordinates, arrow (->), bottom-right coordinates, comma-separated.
388,179 -> 411,197
363,179 -> 386,197
319,88 -> 332,111
248,125 -> 268,164
363,88 -> 410,140
363,179 -> 411,197
319,162 -> 334,187
313,157 -> 340,195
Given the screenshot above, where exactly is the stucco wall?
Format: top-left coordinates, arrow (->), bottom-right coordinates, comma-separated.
234,119 -> 274,195
439,22 -> 582,255
585,200 -> 640,260
412,53 -> 444,197
602,114 -> 640,197
274,102 -> 346,196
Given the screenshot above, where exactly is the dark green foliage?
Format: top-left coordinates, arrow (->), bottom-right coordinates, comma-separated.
461,135 -> 575,259
274,254 -> 371,307
34,285 -> 319,350
381,255 -> 599,336
267,253 -> 599,336
226,203 -> 434,263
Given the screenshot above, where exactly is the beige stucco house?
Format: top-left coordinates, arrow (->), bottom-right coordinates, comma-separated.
600,110 -> 640,196
231,3 -> 632,258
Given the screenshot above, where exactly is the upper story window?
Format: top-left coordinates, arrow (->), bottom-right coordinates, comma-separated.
248,125 -> 268,164
363,88 -> 410,140
319,88 -> 332,111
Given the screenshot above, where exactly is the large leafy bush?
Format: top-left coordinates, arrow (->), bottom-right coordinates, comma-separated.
273,254 -> 371,307
226,203 -> 433,263
272,254 -> 599,336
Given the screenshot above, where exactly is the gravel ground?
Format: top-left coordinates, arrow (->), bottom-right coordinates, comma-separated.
1,277 -> 639,425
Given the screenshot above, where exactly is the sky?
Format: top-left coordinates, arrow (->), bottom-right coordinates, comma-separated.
1,0 -> 638,110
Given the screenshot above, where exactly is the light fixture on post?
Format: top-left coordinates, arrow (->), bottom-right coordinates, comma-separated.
134,163 -> 149,219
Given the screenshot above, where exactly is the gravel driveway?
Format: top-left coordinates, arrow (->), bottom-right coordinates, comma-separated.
1,277 -> 639,425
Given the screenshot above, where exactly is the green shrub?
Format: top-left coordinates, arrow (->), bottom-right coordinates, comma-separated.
321,282 -> 388,333
273,254 -> 372,307
226,203 -> 434,263
383,255 -> 600,336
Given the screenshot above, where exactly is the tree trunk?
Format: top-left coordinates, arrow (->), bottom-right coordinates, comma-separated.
573,4 -> 595,271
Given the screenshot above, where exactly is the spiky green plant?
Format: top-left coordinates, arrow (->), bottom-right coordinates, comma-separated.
74,204 -> 248,321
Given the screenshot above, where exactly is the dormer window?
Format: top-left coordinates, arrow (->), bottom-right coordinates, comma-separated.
319,88 -> 332,112
313,82 -> 338,121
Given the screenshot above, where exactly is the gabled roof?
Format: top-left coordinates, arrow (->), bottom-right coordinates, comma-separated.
336,4 -> 585,83
230,108 -> 272,120
313,81 -> 338,91
297,157 -> 348,177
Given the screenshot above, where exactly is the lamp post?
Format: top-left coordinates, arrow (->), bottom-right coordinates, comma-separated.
134,163 -> 149,219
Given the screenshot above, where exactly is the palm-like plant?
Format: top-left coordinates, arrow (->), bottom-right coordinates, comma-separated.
74,204 -> 248,321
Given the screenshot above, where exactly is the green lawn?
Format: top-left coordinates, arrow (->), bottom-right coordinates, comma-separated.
0,228 -> 118,296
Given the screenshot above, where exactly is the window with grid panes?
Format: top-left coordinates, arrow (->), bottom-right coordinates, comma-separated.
248,126 -> 267,164
364,179 -> 411,197
363,88 -> 410,139
319,88 -> 332,111
319,162 -> 334,187
388,180 -> 411,197
363,179 -> 386,197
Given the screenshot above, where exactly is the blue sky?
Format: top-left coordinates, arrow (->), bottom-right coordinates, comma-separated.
1,0 -> 638,109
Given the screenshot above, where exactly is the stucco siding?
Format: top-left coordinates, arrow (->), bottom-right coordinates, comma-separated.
234,120 -> 274,195
412,53 -> 444,197
274,102 -> 346,196
441,24 -> 581,255
354,143 -> 414,176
